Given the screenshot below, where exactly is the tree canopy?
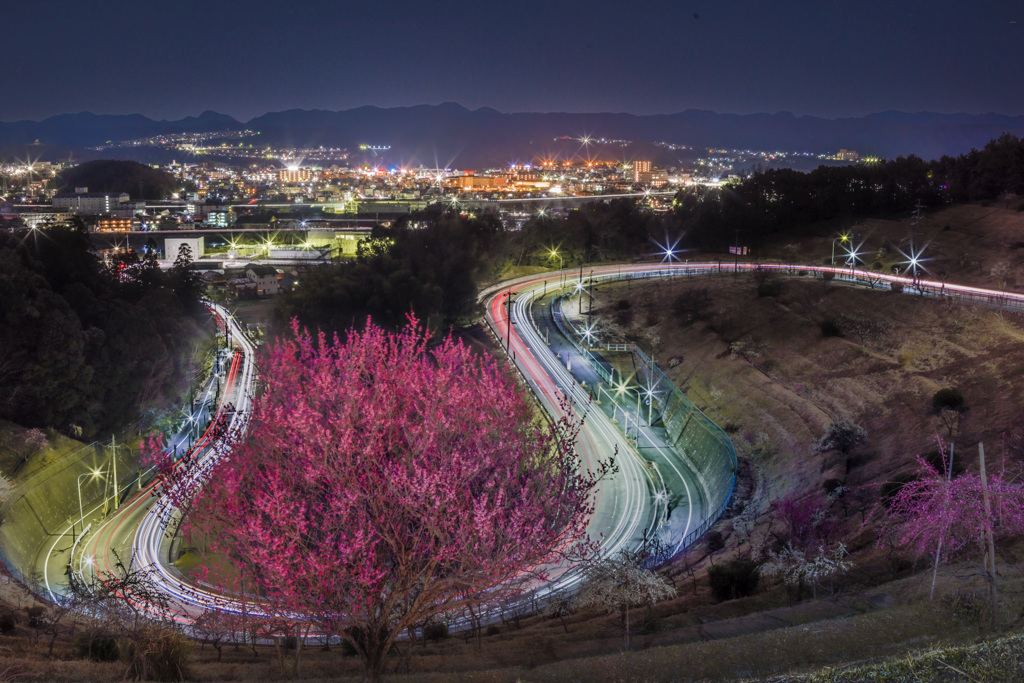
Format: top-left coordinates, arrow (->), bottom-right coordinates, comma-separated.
0,220 -> 209,437
275,207 -> 505,334
54,159 -> 178,200
175,318 -> 603,680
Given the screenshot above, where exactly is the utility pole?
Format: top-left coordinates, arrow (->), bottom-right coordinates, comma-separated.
734,229 -> 740,274
588,270 -> 594,327
111,435 -> 118,511
578,262 -> 584,314
505,291 -> 512,354
979,442 -> 998,625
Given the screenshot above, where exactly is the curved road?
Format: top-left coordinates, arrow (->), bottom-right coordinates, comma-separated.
35,260 -> 1024,622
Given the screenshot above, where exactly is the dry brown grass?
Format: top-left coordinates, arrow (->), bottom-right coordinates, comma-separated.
593,265 -> 1024,543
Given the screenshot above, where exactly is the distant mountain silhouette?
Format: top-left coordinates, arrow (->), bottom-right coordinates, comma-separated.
3,105 -> 1024,166
0,110 -> 241,147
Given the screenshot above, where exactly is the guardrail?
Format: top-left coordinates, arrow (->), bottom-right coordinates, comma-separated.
632,345 -> 738,550
550,280 -> 738,556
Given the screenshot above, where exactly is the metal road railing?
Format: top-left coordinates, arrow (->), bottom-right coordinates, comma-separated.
551,286 -> 738,556
631,345 -> 738,550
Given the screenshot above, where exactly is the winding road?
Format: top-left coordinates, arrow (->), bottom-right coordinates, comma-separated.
32,260 -> 1024,623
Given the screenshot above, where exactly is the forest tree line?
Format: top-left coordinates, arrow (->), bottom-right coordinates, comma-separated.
0,219 -> 210,438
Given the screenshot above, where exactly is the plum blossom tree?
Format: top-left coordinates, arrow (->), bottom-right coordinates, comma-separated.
175,318 -> 606,680
883,439 -> 1024,617
573,551 -> 676,651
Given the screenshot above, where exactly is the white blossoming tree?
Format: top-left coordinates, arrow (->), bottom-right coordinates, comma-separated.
574,551 -> 676,651
760,542 -> 851,599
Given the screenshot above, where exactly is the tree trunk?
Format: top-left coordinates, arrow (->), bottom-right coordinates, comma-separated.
931,444 -> 955,601
273,635 -> 284,671
623,605 -> 630,652
979,443 -> 999,626
467,602 -> 482,651
363,627 -> 393,683
292,622 -> 303,677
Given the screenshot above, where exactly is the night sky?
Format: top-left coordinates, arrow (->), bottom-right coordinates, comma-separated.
4,1 -> 1022,122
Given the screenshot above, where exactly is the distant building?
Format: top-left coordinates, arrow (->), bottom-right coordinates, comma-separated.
227,278 -> 257,298
449,175 -> 507,190
17,211 -> 71,229
112,201 -> 147,218
53,191 -> 130,215
205,209 -> 237,228
647,170 -> 669,188
836,149 -> 859,161
633,160 -> 652,183
278,169 -> 313,183
95,217 -> 134,232
245,264 -> 281,296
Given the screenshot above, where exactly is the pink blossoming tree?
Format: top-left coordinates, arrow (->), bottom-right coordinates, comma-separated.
883,438 -> 1024,618
176,318 -> 604,680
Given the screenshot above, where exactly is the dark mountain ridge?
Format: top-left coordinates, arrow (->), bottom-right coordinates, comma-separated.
3,105 -> 1024,166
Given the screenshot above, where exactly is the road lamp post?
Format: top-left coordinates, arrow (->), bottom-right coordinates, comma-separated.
577,262 -> 584,314
643,385 -> 655,425
831,233 -> 850,266
549,249 -> 563,273
83,556 -> 95,588
77,470 -> 103,531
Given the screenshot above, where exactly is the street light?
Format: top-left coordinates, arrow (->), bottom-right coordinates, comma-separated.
77,469 -> 103,532
82,555 -> 95,588
831,233 -> 850,266
574,278 -> 586,315
642,384 -> 656,425
581,322 -> 596,351
549,248 -> 563,272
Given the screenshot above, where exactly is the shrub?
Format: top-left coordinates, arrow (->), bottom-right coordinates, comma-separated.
819,319 -> 843,337
672,287 -> 712,323
615,299 -> 631,310
823,478 -> 844,496
340,638 -> 359,657
423,621 -> 449,642
0,613 -> 15,634
25,606 -> 44,629
485,624 -> 502,637
708,559 -> 760,602
73,630 -> 120,662
891,281 -> 904,293
815,420 -> 867,454
931,388 -> 966,414
757,280 -> 784,298
121,628 -> 192,682
822,271 -> 835,282
705,530 -> 725,552
614,309 -> 635,327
